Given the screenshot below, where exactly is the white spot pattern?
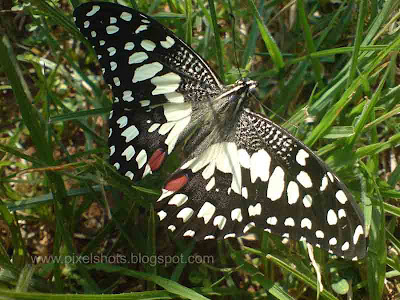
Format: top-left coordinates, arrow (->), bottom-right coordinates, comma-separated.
157,210 -> 167,221
248,203 -> 261,216
296,149 -> 309,166
297,171 -> 313,188
121,145 -> 135,161
132,62 -> 163,83
141,40 -> 156,51
86,5 -> 100,16
129,52 -> 148,64
136,149 -> 147,169
151,72 -> 181,95
250,149 -> 271,183
213,215 -> 227,230
160,36 -> 175,49
287,181 -> 299,204
177,207 -> 194,223
327,209 -> 338,225
336,190 -> 348,204
231,208 -> 243,222
121,125 -> 139,142
197,202 -> 216,224
267,166 -> 285,201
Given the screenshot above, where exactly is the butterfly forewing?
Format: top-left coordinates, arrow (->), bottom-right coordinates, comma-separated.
74,2 -> 366,260
74,2 -> 223,179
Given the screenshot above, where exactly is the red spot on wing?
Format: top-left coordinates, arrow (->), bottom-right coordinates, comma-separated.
164,174 -> 189,192
148,148 -> 166,171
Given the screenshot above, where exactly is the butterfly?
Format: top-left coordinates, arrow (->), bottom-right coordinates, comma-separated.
74,1 -> 366,260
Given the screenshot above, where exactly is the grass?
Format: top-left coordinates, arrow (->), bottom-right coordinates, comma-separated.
0,0 -> 400,299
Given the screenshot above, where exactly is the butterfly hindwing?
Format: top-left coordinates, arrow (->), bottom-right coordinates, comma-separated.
156,109 -> 366,259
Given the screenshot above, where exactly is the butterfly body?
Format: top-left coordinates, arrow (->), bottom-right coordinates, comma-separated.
74,2 -> 366,260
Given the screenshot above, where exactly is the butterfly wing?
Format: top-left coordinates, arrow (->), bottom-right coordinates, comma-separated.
156,109 -> 366,259
74,2 -> 223,179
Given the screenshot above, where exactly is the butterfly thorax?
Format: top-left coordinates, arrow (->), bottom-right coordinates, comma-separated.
181,78 -> 257,158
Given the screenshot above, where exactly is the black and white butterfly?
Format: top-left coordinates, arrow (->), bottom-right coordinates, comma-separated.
74,2 -> 366,260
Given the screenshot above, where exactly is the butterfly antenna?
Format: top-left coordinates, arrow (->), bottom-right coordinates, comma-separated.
228,0 -> 242,79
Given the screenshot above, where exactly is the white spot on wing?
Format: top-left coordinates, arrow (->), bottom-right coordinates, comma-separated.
250,149 -> 271,183
122,90 -> 134,102
353,225 -> 364,244
165,92 -> 184,103
297,171 -> 313,188
132,62 -> 163,83
168,194 -> 188,207
316,230 -> 324,238
120,12 -> 132,21
168,225 -> 176,232
113,77 -> 120,86
151,72 -> 181,95
320,175 -> 328,191
86,5 -> 100,16
248,203 -> 261,216
327,172 -> 334,182
136,149 -> 147,169
197,202 -> 216,224
109,145 -> 115,156
213,215 -> 227,230
183,230 -> 195,237
177,207 -> 194,223
329,237 -> 337,245
205,177 -> 215,191
113,162 -> 120,170
338,208 -> 346,219
157,189 -> 173,202
157,210 -> 167,221
148,123 -> 160,132
267,216 -> 277,225
243,222 -> 255,233
121,145 -> 135,161
121,125 -> 139,142
284,217 -> 295,227
267,166 -> 285,201
296,149 -> 309,166
129,52 -> 148,64
141,40 -> 156,51
160,36 -> 175,49
231,208 -> 243,222
242,187 -> 248,199
125,171 -> 134,180
224,233 -> 236,239
107,47 -> 116,56
135,25 -> 148,34
204,235 -> 215,240
303,194 -> 312,208
110,61 -> 117,71
341,242 -> 350,251
327,209 -> 338,225
106,25 -> 119,35
287,181 -> 299,204
336,190 -> 348,204
301,218 -> 312,230
124,42 -> 134,50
